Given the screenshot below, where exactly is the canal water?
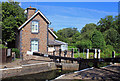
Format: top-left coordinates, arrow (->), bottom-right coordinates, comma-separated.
2,70 -> 75,81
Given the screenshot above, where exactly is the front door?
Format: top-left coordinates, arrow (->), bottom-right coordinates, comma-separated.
31,40 -> 38,52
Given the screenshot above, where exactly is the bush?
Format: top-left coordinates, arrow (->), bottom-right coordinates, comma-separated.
68,46 -> 78,53
75,40 -> 92,49
0,44 -> 8,48
12,48 -> 20,58
103,45 -> 114,58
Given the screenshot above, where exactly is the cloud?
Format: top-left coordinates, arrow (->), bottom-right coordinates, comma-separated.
48,15 -> 99,31
21,3 -> 118,31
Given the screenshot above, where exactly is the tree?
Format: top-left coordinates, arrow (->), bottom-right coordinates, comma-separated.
91,31 -> 106,50
81,23 -> 97,33
2,1 -> 26,47
56,28 -> 79,46
80,23 -> 97,40
75,40 -> 92,50
57,28 -> 79,38
103,28 -> 120,52
97,15 -> 114,32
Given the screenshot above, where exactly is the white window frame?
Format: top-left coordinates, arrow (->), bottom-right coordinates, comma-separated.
31,21 -> 39,33
31,40 -> 39,52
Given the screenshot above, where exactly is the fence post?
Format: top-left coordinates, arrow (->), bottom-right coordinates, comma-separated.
94,49 -> 97,58
112,51 -> 115,64
64,50 -> 67,57
98,49 -> 100,59
93,49 -> 98,68
71,49 -> 74,63
78,58 -> 82,70
53,51 -> 56,62
86,49 -> 89,59
59,49 -> 61,63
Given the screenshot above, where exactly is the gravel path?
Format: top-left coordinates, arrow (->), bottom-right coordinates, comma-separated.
54,63 -> 120,81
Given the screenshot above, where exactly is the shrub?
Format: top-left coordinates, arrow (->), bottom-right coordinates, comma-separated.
103,45 -> 114,58
12,48 -> 20,58
0,44 -> 8,48
75,40 -> 92,49
68,46 -> 78,53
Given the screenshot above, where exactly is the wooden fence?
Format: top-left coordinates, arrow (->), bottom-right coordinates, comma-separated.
0,48 -> 12,63
33,50 -> 120,70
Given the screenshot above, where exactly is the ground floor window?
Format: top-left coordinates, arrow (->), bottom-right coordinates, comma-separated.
31,40 -> 38,52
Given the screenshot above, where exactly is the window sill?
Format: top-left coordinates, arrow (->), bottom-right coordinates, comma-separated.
31,32 -> 39,34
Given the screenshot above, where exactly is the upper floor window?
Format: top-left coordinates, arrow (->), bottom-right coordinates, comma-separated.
31,21 -> 39,33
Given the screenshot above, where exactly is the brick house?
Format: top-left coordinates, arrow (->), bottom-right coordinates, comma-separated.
16,7 -> 68,56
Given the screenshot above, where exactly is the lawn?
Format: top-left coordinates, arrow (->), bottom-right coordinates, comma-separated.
74,52 -> 120,59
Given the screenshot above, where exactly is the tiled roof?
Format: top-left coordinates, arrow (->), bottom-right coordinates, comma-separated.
48,40 -> 67,46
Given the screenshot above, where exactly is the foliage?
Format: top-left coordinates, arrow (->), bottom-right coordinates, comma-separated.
57,28 -> 78,38
103,28 -> 120,52
0,44 -> 8,48
81,23 -> 97,33
56,28 -> 80,46
12,48 -> 20,54
75,40 -> 92,49
1,1 -> 120,54
97,15 -> 114,32
12,48 -> 20,58
103,45 -> 114,58
68,46 -> 78,53
2,1 -> 26,46
91,31 -> 106,50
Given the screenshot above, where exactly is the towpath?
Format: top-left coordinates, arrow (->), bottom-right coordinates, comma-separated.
54,63 -> 120,81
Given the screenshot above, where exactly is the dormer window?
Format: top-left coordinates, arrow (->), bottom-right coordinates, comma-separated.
31,21 -> 39,33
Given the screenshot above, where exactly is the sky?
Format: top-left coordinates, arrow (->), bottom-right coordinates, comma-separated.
19,2 -> 118,31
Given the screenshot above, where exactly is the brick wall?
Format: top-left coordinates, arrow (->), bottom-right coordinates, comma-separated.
20,14 -> 48,55
48,31 -> 55,40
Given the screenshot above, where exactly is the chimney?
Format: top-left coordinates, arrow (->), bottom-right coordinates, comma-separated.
27,6 -> 36,19
50,28 -> 53,32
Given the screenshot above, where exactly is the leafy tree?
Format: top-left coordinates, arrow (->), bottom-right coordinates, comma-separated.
91,31 -> 106,50
97,15 -> 114,32
103,28 -> 120,52
56,28 -> 79,46
2,1 -> 26,47
57,28 -> 79,38
75,40 -> 92,50
81,23 -> 97,33
80,23 -> 97,41
103,45 -> 114,58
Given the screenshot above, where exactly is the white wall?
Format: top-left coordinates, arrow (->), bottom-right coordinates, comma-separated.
61,44 -> 68,51
48,47 -> 55,52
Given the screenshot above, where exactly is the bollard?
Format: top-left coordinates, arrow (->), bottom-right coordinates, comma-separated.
64,50 -> 67,57
112,51 -> 115,58
71,49 -> 74,63
112,51 -> 115,64
59,49 -> 61,63
86,49 -> 89,59
53,51 -> 56,62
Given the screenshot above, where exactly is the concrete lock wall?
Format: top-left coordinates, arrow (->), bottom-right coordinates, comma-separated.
2,62 -> 56,79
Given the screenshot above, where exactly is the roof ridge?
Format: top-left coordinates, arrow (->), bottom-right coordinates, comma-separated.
18,9 -> 50,30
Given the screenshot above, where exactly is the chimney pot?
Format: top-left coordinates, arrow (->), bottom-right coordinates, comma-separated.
27,7 -> 36,19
